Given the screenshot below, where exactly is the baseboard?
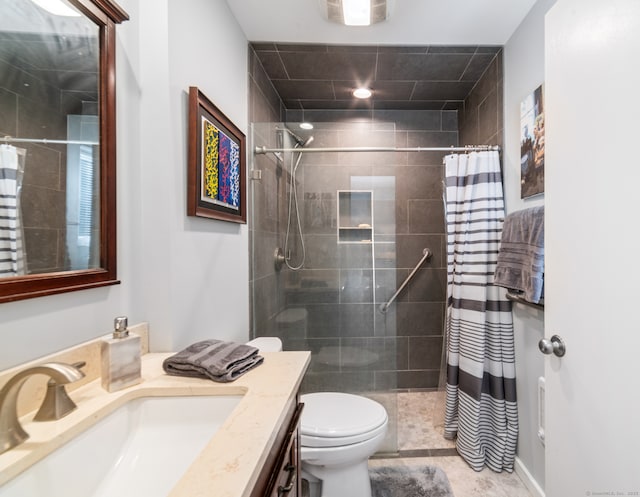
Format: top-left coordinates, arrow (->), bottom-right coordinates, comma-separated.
514,457 -> 545,497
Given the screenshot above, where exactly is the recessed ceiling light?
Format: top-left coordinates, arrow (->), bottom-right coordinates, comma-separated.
299,122 -> 314,130
353,87 -> 372,99
342,0 -> 370,26
323,0 -> 390,27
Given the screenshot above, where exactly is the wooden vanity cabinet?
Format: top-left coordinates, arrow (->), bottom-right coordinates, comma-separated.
250,398 -> 304,497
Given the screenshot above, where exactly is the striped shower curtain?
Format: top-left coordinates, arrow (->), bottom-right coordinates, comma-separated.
443,151 -> 518,472
0,145 -> 25,276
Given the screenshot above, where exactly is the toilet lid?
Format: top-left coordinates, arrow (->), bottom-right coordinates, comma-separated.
300,392 -> 388,447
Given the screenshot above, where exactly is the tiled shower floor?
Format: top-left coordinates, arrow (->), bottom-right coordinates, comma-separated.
397,390 -> 455,452
372,391 -> 535,497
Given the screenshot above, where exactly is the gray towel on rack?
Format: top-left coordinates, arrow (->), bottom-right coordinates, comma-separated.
494,206 -> 545,304
162,339 -> 264,383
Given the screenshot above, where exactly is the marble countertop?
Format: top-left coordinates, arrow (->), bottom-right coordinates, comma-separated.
0,351 -> 310,496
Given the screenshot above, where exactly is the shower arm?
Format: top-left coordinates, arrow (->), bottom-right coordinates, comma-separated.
379,248 -> 432,314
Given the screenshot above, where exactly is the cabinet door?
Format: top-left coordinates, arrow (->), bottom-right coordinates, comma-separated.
250,401 -> 304,497
268,403 -> 303,497
268,435 -> 298,497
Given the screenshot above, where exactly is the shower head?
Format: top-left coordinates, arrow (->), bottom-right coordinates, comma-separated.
279,127 -> 314,148
299,136 -> 314,148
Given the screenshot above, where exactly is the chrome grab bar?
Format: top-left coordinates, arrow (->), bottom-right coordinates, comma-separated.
379,248 -> 432,314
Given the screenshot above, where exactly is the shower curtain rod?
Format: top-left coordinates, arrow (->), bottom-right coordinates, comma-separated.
255,144 -> 500,155
2,136 -> 99,146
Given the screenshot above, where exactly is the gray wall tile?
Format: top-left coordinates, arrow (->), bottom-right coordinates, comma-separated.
396,234 -> 444,268
396,302 -> 445,336
408,336 -> 444,370
251,108 -> 469,393
0,88 -> 17,135
408,200 -> 445,234
250,44 -> 505,396
23,228 -> 60,272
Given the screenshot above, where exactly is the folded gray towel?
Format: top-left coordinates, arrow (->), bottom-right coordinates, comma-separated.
494,206 -> 544,304
162,340 -> 264,383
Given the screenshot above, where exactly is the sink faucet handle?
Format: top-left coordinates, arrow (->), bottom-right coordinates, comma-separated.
33,362 -> 86,422
43,362 -> 86,388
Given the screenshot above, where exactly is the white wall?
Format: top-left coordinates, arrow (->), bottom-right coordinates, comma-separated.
127,0 -> 250,352
503,0 -> 555,493
163,0 -> 250,351
0,0 -> 250,369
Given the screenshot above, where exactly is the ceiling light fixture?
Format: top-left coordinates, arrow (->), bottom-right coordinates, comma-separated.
323,0 -> 390,27
342,0 -> 370,26
30,0 -> 81,16
353,87 -> 372,99
299,122 -> 314,130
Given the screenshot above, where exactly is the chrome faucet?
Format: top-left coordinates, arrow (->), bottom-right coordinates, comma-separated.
0,362 -> 85,455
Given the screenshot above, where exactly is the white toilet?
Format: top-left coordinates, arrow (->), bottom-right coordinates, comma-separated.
246,337 -> 389,497
300,392 -> 388,497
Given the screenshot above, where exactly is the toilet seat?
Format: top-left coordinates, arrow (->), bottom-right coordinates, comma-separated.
300,392 -> 388,448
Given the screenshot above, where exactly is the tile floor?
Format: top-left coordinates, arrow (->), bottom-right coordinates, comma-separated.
369,391 -> 534,497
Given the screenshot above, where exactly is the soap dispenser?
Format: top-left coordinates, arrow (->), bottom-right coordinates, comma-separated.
101,316 -> 142,392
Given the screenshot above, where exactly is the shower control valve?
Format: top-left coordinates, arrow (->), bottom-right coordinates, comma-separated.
274,248 -> 286,271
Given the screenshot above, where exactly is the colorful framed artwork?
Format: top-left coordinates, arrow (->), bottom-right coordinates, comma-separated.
187,86 -> 246,223
520,84 -> 545,199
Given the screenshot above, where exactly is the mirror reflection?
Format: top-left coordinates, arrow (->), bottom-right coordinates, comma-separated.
0,0 -> 100,278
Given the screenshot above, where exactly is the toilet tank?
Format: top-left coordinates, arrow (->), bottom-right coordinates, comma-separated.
246,337 -> 283,353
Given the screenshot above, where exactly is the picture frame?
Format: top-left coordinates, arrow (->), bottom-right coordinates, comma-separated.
187,86 -> 246,223
520,84 -> 545,199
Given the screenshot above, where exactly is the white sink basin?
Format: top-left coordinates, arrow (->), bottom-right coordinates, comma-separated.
0,395 -> 243,497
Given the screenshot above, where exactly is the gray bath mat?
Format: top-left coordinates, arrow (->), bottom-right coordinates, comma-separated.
370,464 -> 455,497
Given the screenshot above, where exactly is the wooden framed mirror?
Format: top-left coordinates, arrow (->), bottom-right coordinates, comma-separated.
0,0 -> 128,303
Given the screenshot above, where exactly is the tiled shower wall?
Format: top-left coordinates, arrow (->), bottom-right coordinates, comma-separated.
248,45 -> 288,338
459,50 -> 504,149
281,109 -> 456,391
249,48 -> 504,392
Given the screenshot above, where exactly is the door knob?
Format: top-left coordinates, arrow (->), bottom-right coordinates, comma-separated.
538,335 -> 566,357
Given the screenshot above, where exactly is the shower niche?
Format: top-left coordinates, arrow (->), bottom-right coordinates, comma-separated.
337,190 -> 373,243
